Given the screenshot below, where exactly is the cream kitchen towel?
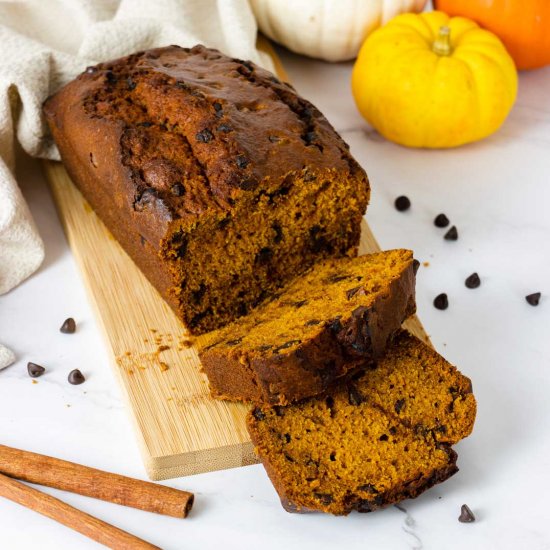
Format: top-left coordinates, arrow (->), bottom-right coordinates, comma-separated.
0,0 -> 273,297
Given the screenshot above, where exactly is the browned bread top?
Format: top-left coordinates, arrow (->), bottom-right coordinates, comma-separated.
44,45 -> 360,232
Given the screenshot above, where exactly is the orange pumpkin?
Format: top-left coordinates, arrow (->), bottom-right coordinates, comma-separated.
434,0 -> 550,69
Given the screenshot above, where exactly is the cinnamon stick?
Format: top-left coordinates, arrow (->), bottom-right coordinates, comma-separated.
0,472 -> 160,550
0,445 -> 193,518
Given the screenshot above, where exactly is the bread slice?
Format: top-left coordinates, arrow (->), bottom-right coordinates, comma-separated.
247,331 -> 476,515
198,249 -> 416,405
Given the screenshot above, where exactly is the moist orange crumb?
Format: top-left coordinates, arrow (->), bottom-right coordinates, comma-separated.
247,330 -> 476,515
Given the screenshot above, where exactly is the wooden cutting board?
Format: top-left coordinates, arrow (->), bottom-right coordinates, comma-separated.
43,40 -> 429,481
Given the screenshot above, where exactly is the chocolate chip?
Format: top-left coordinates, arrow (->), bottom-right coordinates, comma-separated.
348,385 -> 366,406
305,319 -> 321,326
413,259 -> 420,275
105,70 -> 117,84
328,317 -> 343,333
225,338 -> 242,346
252,408 -> 265,421
242,60 -> 254,72
346,286 -> 362,300
283,433 -> 291,443
27,362 -> 45,378
273,340 -> 301,353
434,213 -> 450,228
236,155 -> 249,169
138,121 -> 153,127
292,300 -> 308,308
60,318 -> 76,334
256,344 -> 273,352
213,102 -> 223,117
171,183 -> 185,196
304,131 -> 317,144
394,398 -> 405,414
68,369 -> 85,385
272,223 -> 283,244
379,434 -> 389,441
434,293 -> 449,310
269,76 -> 281,84
444,226 -> 458,241
526,292 -> 541,306
126,77 -> 136,91
326,274 -> 350,284
255,247 -> 273,264
358,484 -> 379,494
465,273 -> 481,289
284,453 -> 295,463
196,129 -> 214,143
394,195 -> 411,211
458,504 -> 475,523
217,124 -> 232,133
313,493 -> 333,505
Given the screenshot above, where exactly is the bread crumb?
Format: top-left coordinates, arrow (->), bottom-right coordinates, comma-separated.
32,380 -> 38,385
159,361 -> 170,372
423,261 -> 430,267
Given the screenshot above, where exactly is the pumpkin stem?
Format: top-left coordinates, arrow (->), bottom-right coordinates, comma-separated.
433,26 -> 452,56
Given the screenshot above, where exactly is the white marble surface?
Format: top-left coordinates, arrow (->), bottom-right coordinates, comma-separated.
1,46 -> 550,550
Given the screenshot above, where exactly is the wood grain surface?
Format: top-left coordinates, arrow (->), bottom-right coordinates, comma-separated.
43,40 -> 428,481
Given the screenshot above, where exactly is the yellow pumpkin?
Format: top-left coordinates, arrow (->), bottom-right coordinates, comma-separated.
351,11 -> 518,148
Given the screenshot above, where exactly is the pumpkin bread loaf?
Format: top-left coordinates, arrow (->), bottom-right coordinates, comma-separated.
44,45 -> 370,334
247,331 -> 476,515
199,249 -> 416,405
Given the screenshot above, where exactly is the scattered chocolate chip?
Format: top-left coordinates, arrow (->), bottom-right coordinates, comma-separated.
394,195 -> 411,212
283,433 -> 291,443
68,369 -> 85,385
465,273 -> 481,289
273,340 -> 301,353
213,102 -> 223,116
303,131 -> 317,144
292,300 -> 308,308
60,318 -> 76,334
196,129 -> 214,143
252,408 -> 265,421
413,259 -> 420,275
328,317 -> 343,333
138,121 -> 153,127
126,77 -> 136,91
458,504 -> 475,523
236,155 -> 249,169
526,292 -> 541,306
394,398 -> 405,414
27,362 -> 45,378
284,453 -> 295,463
379,434 -> 389,441
434,213 -> 450,228
171,183 -> 185,196
217,124 -> 233,133
326,274 -> 350,284
434,293 -> 449,310
242,60 -> 255,72
269,76 -> 281,85
305,319 -> 321,326
444,226 -> 458,241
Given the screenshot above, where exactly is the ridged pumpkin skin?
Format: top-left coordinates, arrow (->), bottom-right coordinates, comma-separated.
351,11 -> 518,149
435,0 -> 550,70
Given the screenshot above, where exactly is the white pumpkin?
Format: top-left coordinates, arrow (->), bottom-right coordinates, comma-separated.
250,0 -> 427,62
